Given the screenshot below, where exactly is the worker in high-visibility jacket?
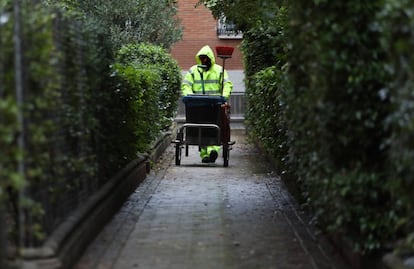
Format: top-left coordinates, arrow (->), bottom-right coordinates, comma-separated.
181,45 -> 233,163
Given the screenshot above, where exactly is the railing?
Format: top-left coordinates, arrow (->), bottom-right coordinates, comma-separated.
217,16 -> 243,39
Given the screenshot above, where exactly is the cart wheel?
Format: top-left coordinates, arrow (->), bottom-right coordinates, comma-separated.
223,144 -> 229,167
175,144 -> 181,165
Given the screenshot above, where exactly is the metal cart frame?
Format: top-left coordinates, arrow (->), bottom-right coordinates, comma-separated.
172,95 -> 235,167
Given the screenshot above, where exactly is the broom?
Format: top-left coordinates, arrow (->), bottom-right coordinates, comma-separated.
215,46 -> 234,96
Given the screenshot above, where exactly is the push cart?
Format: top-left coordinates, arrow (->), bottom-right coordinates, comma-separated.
172,95 -> 235,167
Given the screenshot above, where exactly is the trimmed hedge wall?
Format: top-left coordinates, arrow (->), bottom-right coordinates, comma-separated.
240,0 -> 414,255
110,43 -> 181,156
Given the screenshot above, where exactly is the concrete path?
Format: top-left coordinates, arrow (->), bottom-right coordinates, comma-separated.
74,129 -> 349,269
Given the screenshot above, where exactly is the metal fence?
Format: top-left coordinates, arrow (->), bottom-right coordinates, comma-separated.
0,5 -> 107,260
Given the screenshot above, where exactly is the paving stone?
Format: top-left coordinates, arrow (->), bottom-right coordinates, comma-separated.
74,131 -> 349,269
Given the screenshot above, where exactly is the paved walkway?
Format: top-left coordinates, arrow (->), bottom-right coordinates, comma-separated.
74,130 -> 349,269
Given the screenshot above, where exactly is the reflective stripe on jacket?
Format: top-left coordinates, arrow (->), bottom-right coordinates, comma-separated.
181,45 -> 233,99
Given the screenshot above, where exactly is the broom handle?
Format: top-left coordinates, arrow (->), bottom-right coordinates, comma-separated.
220,58 -> 226,96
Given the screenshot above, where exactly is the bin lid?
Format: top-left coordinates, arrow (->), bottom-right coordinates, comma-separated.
182,95 -> 226,107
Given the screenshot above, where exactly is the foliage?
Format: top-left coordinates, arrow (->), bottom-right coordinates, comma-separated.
110,63 -> 161,156
246,66 -> 290,175
312,171 -> 401,253
196,0 -> 281,31
241,6 -> 290,179
64,0 -> 182,51
379,0 -> 414,250
241,5 -> 288,78
115,43 -> 181,128
282,0 -> 398,254
206,0 -> 413,255
105,42 -> 181,161
0,0 -> 63,245
0,0 -> 182,252
0,0 -> 19,203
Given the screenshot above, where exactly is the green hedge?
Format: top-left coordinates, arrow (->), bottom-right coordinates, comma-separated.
285,1 -> 397,253
0,0 -> 181,252
109,43 -> 181,156
115,43 -> 181,128
380,0 -> 414,252
243,0 -> 413,254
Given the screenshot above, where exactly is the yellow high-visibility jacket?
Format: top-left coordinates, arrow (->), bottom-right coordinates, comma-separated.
181,45 -> 233,99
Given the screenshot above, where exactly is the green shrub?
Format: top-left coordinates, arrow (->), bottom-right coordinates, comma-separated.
246,66 -> 290,173
379,0 -> 414,250
0,0 -> 20,203
69,0 -> 182,51
241,6 -> 288,78
116,43 -> 181,128
206,0 -> 414,256
285,0 -> 397,253
111,43 -> 181,154
312,171 -> 401,253
0,0 -> 63,245
0,0 -> 182,253
110,64 -> 161,155
243,0 -> 400,254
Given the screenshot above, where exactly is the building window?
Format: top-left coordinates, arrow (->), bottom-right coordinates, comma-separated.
217,15 -> 243,39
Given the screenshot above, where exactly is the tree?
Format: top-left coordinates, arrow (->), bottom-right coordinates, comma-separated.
196,0 -> 281,30
46,0 -> 182,50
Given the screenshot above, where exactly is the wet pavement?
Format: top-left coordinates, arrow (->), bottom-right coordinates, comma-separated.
74,129 -> 349,269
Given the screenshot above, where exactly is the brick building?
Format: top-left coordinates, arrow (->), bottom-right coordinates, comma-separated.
170,0 -> 245,93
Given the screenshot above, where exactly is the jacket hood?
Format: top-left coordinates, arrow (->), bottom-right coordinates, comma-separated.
195,45 -> 216,66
